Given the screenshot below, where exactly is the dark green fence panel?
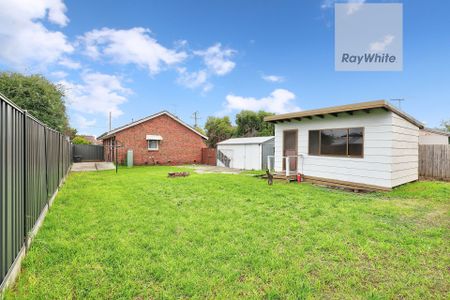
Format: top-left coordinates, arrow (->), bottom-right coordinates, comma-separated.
72,144 -> 104,161
0,98 -> 25,285
0,93 -> 71,288
24,117 -> 47,234
45,129 -> 61,199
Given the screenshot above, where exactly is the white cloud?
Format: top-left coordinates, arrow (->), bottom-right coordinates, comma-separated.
369,35 -> 395,53
58,57 -> 81,69
79,27 -> 187,74
176,68 -> 212,93
176,43 -> 237,93
75,115 -> 97,129
0,0 -> 73,69
320,0 -> 366,15
346,0 -> 366,15
194,43 -> 236,76
60,72 -> 132,118
321,0 -> 334,9
224,89 -> 300,114
262,74 -> 285,83
45,0 -> 69,26
174,39 -> 188,49
50,70 -> 68,78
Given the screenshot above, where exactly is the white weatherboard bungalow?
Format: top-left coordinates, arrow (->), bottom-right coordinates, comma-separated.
217,136 -> 275,170
264,100 -> 424,191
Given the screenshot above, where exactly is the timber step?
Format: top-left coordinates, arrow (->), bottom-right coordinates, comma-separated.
261,173 -> 390,192
261,174 -> 297,182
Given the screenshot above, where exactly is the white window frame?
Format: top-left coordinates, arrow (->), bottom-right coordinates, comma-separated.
147,140 -> 159,151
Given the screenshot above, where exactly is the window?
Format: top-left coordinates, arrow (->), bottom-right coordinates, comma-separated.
308,127 -> 364,157
348,128 -> 364,156
308,130 -> 320,155
147,140 -> 159,150
321,129 -> 348,156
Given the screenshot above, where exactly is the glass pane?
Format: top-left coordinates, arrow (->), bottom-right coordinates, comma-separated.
348,128 -> 363,156
321,129 -> 347,156
148,140 -> 158,149
308,130 -> 320,155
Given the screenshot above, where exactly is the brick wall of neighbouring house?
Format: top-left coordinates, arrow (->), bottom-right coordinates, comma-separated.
103,114 -> 206,165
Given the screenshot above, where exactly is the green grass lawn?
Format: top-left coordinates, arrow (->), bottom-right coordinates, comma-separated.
6,166 -> 450,299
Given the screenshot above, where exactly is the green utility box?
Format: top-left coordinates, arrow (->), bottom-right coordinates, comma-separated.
127,150 -> 133,167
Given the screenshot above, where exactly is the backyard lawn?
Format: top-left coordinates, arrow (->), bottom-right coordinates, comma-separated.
6,166 -> 450,299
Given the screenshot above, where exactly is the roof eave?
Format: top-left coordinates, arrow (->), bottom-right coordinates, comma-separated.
97,133 -> 112,140
96,111 -> 209,140
264,100 -> 424,129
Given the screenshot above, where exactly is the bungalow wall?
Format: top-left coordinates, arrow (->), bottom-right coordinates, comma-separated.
391,113 -> 419,186
273,109 -> 419,189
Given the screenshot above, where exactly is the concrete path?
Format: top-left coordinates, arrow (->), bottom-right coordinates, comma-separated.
190,165 -> 242,174
71,162 -> 115,172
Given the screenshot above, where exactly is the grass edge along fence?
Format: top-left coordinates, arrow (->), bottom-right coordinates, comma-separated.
0,93 -> 72,293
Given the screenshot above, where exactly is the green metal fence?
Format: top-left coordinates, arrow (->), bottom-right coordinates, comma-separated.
0,93 -> 71,288
73,144 -> 104,162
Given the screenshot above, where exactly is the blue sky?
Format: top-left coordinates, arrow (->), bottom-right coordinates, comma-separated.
0,0 -> 449,136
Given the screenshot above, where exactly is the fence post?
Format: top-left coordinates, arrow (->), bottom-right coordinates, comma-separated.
44,128 -> 49,206
23,110 -> 27,242
285,157 -> 289,177
58,134 -> 61,186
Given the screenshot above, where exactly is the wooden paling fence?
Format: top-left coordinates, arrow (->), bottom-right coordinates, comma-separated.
418,145 -> 450,180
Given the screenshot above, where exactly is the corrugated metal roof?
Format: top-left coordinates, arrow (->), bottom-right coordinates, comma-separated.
264,100 -> 424,129
217,136 -> 274,145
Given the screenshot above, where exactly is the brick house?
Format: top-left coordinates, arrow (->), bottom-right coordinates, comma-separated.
97,111 -> 208,165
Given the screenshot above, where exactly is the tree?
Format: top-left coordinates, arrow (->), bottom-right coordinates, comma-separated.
64,127 -> 78,140
194,125 -> 206,136
0,72 -> 74,133
204,116 -> 235,147
440,119 -> 450,132
235,110 -> 275,137
72,136 -> 91,145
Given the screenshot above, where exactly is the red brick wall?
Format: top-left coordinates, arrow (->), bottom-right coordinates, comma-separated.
103,114 -> 206,165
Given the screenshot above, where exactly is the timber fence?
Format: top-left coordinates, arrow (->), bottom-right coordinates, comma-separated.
418,144 -> 450,180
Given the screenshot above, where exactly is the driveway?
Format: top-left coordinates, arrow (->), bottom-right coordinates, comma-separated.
71,162 -> 115,172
